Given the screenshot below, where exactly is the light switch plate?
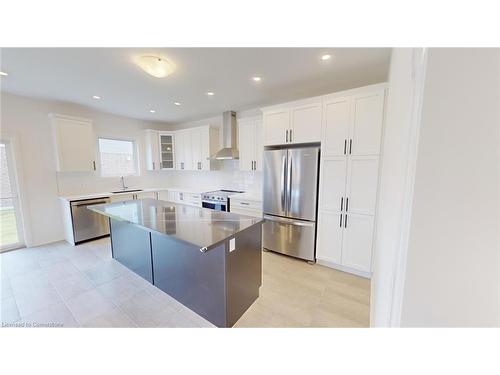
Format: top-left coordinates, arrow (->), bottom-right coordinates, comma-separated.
229,238 -> 236,252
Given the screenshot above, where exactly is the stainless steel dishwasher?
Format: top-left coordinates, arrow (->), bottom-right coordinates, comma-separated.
70,197 -> 111,243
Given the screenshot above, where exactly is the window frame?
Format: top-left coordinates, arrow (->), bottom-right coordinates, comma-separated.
96,136 -> 140,178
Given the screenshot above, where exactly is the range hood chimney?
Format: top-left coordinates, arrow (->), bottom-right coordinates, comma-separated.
209,111 -> 239,160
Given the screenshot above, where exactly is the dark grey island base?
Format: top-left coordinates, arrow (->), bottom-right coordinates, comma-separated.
90,199 -> 263,328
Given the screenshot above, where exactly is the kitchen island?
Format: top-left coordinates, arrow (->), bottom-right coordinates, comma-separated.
89,198 -> 263,328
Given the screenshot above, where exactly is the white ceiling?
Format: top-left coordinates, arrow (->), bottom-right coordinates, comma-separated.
0,48 -> 391,123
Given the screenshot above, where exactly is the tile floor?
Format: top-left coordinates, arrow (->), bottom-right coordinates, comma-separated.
1,238 -> 370,328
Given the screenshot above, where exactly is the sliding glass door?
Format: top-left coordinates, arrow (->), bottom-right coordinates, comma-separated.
0,140 -> 24,251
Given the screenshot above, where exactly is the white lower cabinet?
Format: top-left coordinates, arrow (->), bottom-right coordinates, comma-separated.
316,212 -> 343,264
157,190 -> 169,201
316,211 -> 374,275
341,213 -> 374,273
135,191 -> 157,199
167,190 -> 201,207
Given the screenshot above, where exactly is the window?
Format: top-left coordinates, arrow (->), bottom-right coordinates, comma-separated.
98,138 -> 138,177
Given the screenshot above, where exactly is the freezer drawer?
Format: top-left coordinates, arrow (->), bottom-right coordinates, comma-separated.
263,215 -> 316,261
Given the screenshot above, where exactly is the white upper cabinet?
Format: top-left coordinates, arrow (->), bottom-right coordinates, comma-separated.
51,114 -> 96,172
322,90 -> 385,157
144,129 -> 160,171
290,103 -> 322,143
175,130 -> 191,170
190,128 -> 203,170
174,126 -> 219,171
322,97 -> 351,156
254,119 -> 263,171
238,117 -> 263,171
263,109 -> 289,146
350,92 -> 385,156
238,118 -> 255,171
159,132 -> 175,169
262,102 -> 322,146
144,130 -> 175,171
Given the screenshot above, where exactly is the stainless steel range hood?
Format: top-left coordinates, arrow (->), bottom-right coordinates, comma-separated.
209,111 -> 239,160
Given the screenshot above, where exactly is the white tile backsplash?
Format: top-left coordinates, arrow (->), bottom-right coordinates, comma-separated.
168,160 -> 262,193
56,160 -> 262,196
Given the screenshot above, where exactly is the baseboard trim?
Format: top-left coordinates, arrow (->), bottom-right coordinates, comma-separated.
316,258 -> 372,279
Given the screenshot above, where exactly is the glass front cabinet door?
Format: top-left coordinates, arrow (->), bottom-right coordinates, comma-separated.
159,132 -> 175,169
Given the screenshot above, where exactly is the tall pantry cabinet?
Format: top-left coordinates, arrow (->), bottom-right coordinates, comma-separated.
316,87 -> 385,276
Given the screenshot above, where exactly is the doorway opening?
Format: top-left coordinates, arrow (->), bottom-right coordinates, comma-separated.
0,140 -> 25,252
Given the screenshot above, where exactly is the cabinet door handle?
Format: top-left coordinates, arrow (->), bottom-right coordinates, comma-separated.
152,161 -> 155,170
286,129 -> 289,143
254,160 -> 257,170
349,139 -> 352,154
344,214 -> 348,228
346,197 -> 349,212
339,214 -> 343,228
240,202 -> 250,205
344,140 -> 347,155
290,129 -> 292,142
181,162 -> 184,170
340,197 -> 343,211
93,161 -> 96,171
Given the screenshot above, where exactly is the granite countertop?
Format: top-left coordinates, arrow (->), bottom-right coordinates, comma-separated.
228,191 -> 263,202
89,198 -> 264,251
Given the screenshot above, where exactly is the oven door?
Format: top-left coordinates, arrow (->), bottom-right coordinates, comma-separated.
202,201 -> 227,211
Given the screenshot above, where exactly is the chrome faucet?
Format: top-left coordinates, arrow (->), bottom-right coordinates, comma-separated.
120,176 -> 128,190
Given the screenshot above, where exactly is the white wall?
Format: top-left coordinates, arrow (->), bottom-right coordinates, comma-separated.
0,93 -> 171,246
371,48 -> 427,327
400,49 -> 500,326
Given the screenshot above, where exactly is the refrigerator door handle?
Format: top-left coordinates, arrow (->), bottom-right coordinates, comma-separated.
281,154 -> 287,213
287,154 -> 293,213
264,215 -> 315,227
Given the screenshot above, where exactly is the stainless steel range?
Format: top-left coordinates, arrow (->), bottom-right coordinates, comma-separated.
201,190 -> 244,212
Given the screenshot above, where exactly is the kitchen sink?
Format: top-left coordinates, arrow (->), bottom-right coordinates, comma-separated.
111,189 -> 143,194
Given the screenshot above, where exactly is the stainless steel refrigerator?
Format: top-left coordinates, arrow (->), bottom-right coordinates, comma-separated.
263,146 -> 320,262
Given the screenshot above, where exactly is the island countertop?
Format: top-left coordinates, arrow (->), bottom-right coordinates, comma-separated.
89,198 -> 263,251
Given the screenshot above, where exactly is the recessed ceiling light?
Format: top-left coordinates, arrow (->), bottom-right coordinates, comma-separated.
174,102 -> 181,106
135,55 -> 175,78
252,76 -> 262,82
321,54 -> 332,61
0,71 -> 8,76
92,95 -> 101,100
206,91 -> 215,96
149,109 -> 156,113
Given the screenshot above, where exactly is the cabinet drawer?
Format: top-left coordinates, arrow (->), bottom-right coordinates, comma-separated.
230,198 -> 262,211
230,206 -> 262,218
230,198 -> 261,210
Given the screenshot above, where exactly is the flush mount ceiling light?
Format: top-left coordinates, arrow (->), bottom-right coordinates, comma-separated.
252,76 -> 262,82
174,102 -> 181,106
92,95 -> 101,100
206,91 -> 215,96
0,71 -> 8,76
321,54 -> 332,61
136,55 -> 175,78
149,109 -> 156,113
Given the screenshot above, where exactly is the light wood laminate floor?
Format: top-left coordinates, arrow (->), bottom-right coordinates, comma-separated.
1,239 -> 370,328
